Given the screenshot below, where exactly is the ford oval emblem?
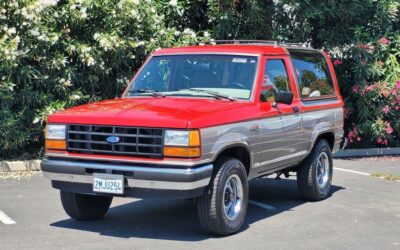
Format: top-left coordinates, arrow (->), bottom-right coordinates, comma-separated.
106,136 -> 120,144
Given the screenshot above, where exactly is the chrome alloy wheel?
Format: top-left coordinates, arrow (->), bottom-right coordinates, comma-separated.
223,174 -> 243,221
316,152 -> 330,188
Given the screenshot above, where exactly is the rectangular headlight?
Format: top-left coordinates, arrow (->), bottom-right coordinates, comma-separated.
46,124 -> 66,140
164,130 -> 200,147
164,130 -> 200,158
164,130 -> 190,146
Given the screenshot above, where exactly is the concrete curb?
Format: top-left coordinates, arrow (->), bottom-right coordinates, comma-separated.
333,148 -> 400,158
0,148 -> 399,172
0,160 -> 41,172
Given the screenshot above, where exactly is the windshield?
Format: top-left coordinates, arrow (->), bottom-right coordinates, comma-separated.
126,54 -> 258,100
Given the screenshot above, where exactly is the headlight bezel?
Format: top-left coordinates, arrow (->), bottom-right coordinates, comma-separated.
163,130 -> 201,158
164,130 -> 200,147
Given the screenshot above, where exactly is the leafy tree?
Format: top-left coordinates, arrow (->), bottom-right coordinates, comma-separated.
0,0 -> 399,159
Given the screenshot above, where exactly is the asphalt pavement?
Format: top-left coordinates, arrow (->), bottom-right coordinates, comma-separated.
1,158 -> 399,250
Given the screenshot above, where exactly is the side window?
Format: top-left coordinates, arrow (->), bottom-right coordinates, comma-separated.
289,50 -> 336,99
262,59 -> 290,103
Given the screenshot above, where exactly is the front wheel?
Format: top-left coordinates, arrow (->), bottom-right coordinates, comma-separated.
297,139 -> 333,201
196,157 -> 249,236
60,191 -> 113,221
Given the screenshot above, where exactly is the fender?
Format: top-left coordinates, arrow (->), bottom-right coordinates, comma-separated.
309,127 -> 335,153
202,131 -> 253,166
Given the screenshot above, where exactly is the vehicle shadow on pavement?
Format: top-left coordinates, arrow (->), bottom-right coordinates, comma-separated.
51,178 -> 344,241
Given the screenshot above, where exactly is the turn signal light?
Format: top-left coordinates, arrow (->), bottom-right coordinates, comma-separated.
45,139 -> 66,150
164,146 -> 201,158
189,130 -> 200,146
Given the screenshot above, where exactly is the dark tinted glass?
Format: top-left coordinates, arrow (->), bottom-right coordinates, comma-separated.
289,50 -> 335,99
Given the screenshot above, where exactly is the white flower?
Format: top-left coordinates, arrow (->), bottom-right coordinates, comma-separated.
86,56 -> 95,66
81,46 -> 92,53
50,35 -> 59,44
79,8 -> 88,19
38,0 -> 59,7
203,31 -> 210,37
7,27 -> 16,35
30,29 -> 40,37
130,9 -> 138,17
70,94 -> 81,100
93,33 -> 100,40
169,0 -> 177,6
37,34 -> 48,41
33,117 -> 40,124
183,28 -> 196,38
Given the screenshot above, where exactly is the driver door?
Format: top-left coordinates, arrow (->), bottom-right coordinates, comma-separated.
255,56 -> 303,172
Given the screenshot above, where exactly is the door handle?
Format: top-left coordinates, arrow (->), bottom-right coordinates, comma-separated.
293,106 -> 300,113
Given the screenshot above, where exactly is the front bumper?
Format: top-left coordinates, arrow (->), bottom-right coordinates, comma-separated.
41,158 -> 213,199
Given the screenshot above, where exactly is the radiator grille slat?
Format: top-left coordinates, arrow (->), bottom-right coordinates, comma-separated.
67,125 -> 163,158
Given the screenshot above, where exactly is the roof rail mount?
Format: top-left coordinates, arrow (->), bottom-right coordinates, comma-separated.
205,40 -> 311,48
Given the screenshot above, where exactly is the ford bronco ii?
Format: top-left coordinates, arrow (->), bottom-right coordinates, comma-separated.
42,41 -> 344,235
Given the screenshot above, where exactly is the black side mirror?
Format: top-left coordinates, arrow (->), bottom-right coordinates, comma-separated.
275,91 -> 293,105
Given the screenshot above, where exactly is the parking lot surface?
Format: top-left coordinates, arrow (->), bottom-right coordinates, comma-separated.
1,158 -> 399,250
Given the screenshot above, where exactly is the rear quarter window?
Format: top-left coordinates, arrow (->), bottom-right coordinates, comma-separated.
288,50 -> 336,100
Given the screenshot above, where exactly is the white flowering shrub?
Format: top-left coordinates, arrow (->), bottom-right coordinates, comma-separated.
0,0 -> 207,159
2,0 -> 398,159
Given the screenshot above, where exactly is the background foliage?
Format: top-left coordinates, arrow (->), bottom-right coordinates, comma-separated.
0,0 -> 399,159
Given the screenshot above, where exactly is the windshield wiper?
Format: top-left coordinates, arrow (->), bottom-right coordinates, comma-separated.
179,88 -> 236,101
128,89 -> 166,98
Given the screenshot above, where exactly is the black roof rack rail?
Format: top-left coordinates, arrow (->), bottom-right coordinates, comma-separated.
201,40 -> 311,48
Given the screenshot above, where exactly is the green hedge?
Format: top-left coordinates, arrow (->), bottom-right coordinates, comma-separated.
0,0 -> 399,159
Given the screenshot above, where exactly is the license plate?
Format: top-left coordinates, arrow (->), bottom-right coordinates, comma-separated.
93,173 -> 124,194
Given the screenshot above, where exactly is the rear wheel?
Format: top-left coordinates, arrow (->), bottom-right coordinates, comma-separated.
196,157 -> 249,236
297,139 -> 333,201
60,191 -> 112,220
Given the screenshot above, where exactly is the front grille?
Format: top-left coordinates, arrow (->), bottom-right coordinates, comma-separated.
67,125 -> 163,158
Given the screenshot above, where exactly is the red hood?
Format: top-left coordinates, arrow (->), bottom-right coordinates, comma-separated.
48,97 -> 260,128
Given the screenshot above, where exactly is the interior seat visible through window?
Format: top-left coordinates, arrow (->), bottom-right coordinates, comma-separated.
288,49 -> 336,100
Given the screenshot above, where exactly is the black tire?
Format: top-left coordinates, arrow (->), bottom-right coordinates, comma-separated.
196,157 -> 249,236
60,191 -> 113,221
297,139 -> 333,201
